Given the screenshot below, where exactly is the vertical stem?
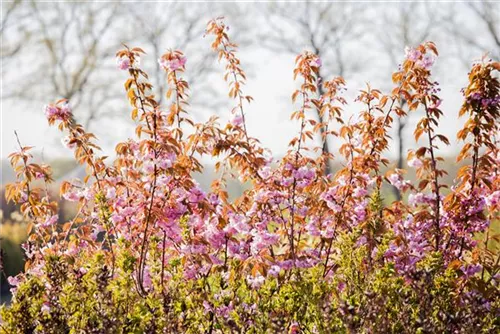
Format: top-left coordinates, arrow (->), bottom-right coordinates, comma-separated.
424,103 -> 441,251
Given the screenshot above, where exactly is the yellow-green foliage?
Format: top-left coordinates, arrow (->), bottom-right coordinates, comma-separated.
1,232 -> 498,334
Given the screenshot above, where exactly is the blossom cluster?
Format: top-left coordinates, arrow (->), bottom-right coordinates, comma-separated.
2,20 -> 499,333
44,100 -> 71,122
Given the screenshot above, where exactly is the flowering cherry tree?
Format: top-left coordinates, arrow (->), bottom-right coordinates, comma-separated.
1,18 -> 499,333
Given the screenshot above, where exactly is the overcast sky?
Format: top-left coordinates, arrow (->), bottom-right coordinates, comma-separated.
1,1 -> 498,162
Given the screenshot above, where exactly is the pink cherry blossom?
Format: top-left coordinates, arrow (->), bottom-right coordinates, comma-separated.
417,53 -> 435,69
188,186 -> 205,203
405,46 -> 421,62
230,113 -> 243,127
60,102 -> 71,116
388,173 -> 400,185
159,56 -> 187,72
387,173 -> 410,191
7,275 -> 21,288
485,190 -> 500,208
110,212 -> 124,224
290,322 -> 300,334
408,157 -> 423,168
41,302 -> 51,313
19,191 -> 28,203
117,56 -> 131,70
258,166 -> 272,179
44,103 -> 71,121
63,191 -> 81,202
281,177 -> 294,187
353,187 -> 368,198
106,187 -> 116,199
247,274 -> 265,289
44,105 -> 58,118
310,57 -> 322,68
41,215 -> 58,228
268,265 -> 281,277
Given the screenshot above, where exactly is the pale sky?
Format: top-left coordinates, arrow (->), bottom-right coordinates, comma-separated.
1,1 -> 497,162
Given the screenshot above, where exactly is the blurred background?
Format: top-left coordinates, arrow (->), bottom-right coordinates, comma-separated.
1,0 -> 499,303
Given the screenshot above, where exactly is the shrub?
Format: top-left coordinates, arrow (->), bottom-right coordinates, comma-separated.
0,212 -> 28,300
1,18 -> 499,333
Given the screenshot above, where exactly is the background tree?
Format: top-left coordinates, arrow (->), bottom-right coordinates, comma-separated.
2,1 -> 122,127
123,2 -> 246,113
1,1 -> 246,132
1,0 -> 25,60
375,2 -> 439,200
447,1 -> 500,68
2,1 -> 499,163
259,1 -> 368,175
